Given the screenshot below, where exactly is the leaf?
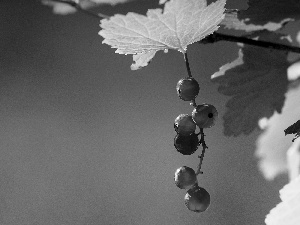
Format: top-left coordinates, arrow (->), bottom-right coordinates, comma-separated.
221,10 -> 292,32
99,0 -> 226,69
255,85 -> 300,180
211,32 -> 290,136
130,50 -> 157,70
238,0 -> 300,26
42,0 -> 130,15
265,174 -> 300,225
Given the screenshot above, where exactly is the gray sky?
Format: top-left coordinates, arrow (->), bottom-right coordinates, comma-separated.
0,0 -> 288,224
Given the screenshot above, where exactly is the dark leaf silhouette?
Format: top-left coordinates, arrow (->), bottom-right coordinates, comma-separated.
211,32 -> 290,136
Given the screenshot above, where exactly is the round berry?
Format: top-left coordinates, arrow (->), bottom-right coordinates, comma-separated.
192,104 -> 218,128
174,166 -> 198,190
174,133 -> 199,155
184,185 -> 210,212
176,77 -> 200,101
174,114 -> 196,136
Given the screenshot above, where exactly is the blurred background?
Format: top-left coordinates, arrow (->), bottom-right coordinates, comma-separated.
0,0 -> 290,224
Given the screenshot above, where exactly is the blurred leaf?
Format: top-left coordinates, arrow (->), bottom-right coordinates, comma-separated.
42,0 -> 130,15
99,0 -> 226,69
255,86 -> 300,180
211,32 -> 290,136
287,60 -> 300,81
265,174 -> 300,225
159,0 -> 169,4
221,10 -> 292,32
238,0 -> 300,26
287,138 -> 300,180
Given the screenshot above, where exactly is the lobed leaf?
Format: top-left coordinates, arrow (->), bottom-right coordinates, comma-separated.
211,32 -> 291,136
99,0 -> 226,69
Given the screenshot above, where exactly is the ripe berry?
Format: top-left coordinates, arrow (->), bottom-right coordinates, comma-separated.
174,166 -> 198,190
174,133 -> 199,155
174,114 -> 196,136
184,185 -> 210,212
192,104 -> 218,128
176,77 -> 200,101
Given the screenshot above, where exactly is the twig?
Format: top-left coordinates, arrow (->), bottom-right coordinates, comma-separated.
200,32 -> 300,53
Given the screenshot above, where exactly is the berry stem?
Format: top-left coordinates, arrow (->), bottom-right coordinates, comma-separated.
183,53 -> 198,107
43,0 -> 110,19
190,100 -> 197,108
196,128 -> 208,175
200,32 -> 300,53
183,52 -> 192,78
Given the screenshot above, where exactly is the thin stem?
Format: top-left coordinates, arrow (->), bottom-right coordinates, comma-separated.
200,32 -> 300,53
183,52 -> 192,78
183,52 -> 198,107
190,100 -> 197,108
44,0 -> 110,19
195,128 -> 208,175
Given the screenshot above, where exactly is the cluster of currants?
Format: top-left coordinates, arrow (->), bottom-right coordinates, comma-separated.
173,77 -> 218,212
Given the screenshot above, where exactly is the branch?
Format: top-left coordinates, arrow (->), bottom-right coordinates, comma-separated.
200,32 -> 300,53
43,0 -> 110,19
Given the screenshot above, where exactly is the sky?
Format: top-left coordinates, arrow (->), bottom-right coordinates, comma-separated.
0,0 -> 290,225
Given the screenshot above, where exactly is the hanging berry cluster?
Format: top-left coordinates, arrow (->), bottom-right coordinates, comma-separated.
173,53 -> 218,213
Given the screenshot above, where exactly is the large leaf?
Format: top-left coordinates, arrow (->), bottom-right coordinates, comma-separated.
211,32 -> 290,136
99,0 -> 226,69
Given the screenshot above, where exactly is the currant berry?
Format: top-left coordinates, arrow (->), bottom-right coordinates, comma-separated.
192,104 -> 218,128
174,133 -> 199,155
184,184 -> 210,212
174,166 -> 198,190
176,77 -> 200,101
174,114 -> 196,136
